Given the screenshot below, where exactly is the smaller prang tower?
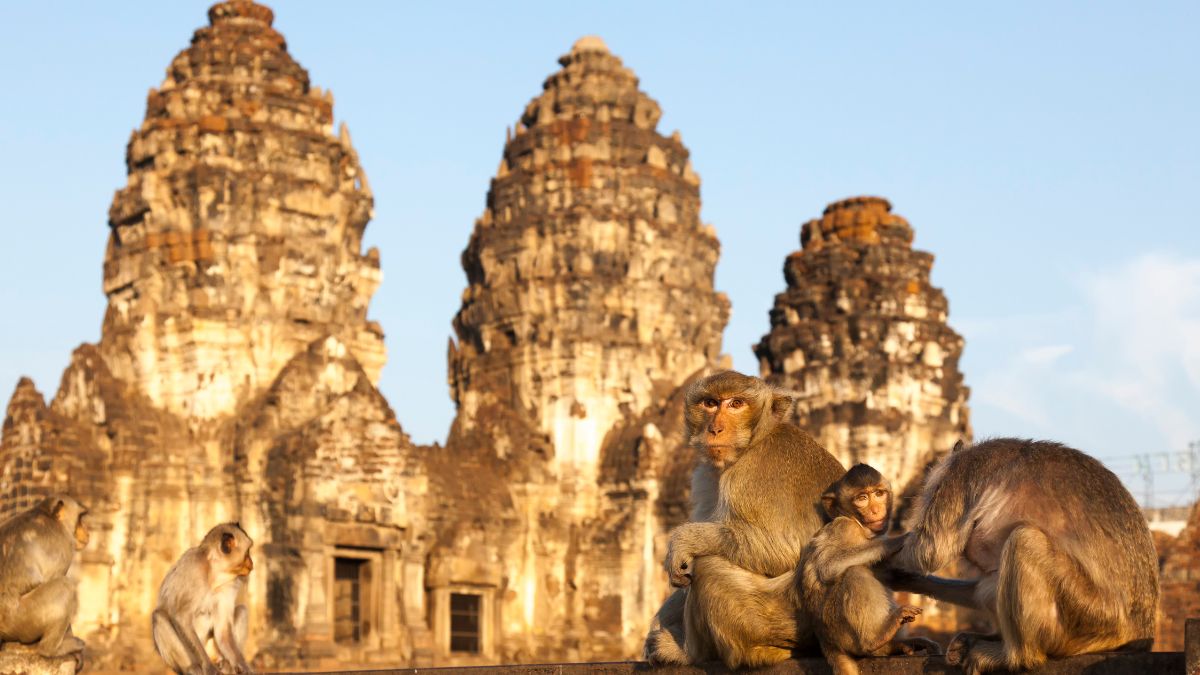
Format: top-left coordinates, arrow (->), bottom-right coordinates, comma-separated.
754,196 -> 971,490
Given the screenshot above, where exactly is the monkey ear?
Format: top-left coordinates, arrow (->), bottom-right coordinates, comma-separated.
820,491 -> 837,519
51,498 -> 66,521
952,439 -> 965,453
770,390 -> 793,421
221,532 -> 237,555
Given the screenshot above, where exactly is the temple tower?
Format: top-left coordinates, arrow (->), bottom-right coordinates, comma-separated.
441,37 -> 728,661
754,197 -> 970,489
101,0 -> 384,419
449,36 -> 728,487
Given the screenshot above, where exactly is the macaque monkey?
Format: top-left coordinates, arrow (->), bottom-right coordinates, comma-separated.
152,523 -> 255,675
890,438 -> 1158,674
644,370 -> 845,668
799,465 -> 939,675
0,496 -> 88,661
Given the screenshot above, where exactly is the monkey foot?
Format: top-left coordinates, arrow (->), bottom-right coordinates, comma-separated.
899,637 -> 941,656
644,629 -> 689,666
945,632 -> 983,666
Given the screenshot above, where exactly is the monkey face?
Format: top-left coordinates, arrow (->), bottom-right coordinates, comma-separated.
685,372 -> 793,468
74,513 -> 90,550
207,523 -> 254,583
44,496 -> 90,550
687,391 -> 757,465
852,487 -> 890,534
823,464 -> 893,534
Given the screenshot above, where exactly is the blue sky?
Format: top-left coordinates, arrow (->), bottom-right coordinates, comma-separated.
1,2 -> 1197,505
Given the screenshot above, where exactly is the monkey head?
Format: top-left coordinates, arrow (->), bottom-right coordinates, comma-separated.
202,522 -> 254,587
37,495 -> 89,550
822,464 -> 893,535
684,371 -> 792,469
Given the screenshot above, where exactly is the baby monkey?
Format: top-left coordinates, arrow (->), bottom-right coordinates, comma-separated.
798,464 -> 940,675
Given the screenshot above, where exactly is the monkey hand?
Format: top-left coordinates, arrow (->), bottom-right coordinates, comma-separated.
664,542 -> 694,587
898,605 -> 923,624
664,522 -> 723,587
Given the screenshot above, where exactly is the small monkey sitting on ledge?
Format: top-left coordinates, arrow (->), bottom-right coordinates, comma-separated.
152,523 -> 255,675
799,464 -> 940,675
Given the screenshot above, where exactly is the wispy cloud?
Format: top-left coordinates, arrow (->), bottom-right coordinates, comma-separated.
1019,344 -> 1074,366
1075,254 -> 1200,447
962,253 -> 1200,504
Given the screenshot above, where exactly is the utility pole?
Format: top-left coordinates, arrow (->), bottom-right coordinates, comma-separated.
1188,440 -> 1200,503
1135,454 -> 1155,509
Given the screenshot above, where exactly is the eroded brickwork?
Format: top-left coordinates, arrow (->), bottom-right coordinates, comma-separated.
754,196 -> 971,490
102,0 -> 384,420
1157,503 -> 1200,650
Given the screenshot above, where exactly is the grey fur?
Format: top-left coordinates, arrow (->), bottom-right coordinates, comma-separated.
891,438 -> 1158,673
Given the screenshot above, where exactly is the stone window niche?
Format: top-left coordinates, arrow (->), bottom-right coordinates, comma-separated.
449,592 -> 481,653
330,548 -> 381,649
431,585 -> 494,661
333,557 -> 367,643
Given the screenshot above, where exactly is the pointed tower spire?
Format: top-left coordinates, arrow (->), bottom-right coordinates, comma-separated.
448,38 -> 729,480
754,196 -> 971,487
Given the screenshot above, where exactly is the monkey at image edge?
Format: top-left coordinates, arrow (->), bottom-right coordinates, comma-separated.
0,496 -> 89,663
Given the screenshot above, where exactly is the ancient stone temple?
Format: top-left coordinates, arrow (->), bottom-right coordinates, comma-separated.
439,35 -> 729,662
0,1 -> 427,669
754,197 -> 971,490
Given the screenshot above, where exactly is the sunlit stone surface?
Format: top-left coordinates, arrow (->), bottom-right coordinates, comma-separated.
755,197 -> 971,489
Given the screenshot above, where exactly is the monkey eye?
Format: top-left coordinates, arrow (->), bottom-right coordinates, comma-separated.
853,494 -> 868,505
874,489 -> 888,498
703,398 -> 719,408
728,398 -> 745,409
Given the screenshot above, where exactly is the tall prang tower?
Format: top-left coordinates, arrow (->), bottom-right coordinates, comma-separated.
449,36 -> 728,483
102,0 -> 385,418
0,2 -> 429,669
441,36 -> 729,661
754,197 -> 971,490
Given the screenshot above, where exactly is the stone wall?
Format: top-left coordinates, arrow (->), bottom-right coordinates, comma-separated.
1158,502 -> 1200,651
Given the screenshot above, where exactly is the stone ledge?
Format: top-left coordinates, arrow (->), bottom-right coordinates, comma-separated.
0,648 -> 77,675
281,651 -> 1184,675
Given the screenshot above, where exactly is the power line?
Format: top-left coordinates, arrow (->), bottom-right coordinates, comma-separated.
1121,441 -> 1200,509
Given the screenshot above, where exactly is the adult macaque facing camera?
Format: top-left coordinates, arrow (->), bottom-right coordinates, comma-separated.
644,370 -> 844,668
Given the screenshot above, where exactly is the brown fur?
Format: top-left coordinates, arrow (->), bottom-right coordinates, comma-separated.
643,371 -> 844,668
800,467 -> 940,675
891,438 -> 1159,674
0,495 -> 88,660
152,523 -> 255,675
